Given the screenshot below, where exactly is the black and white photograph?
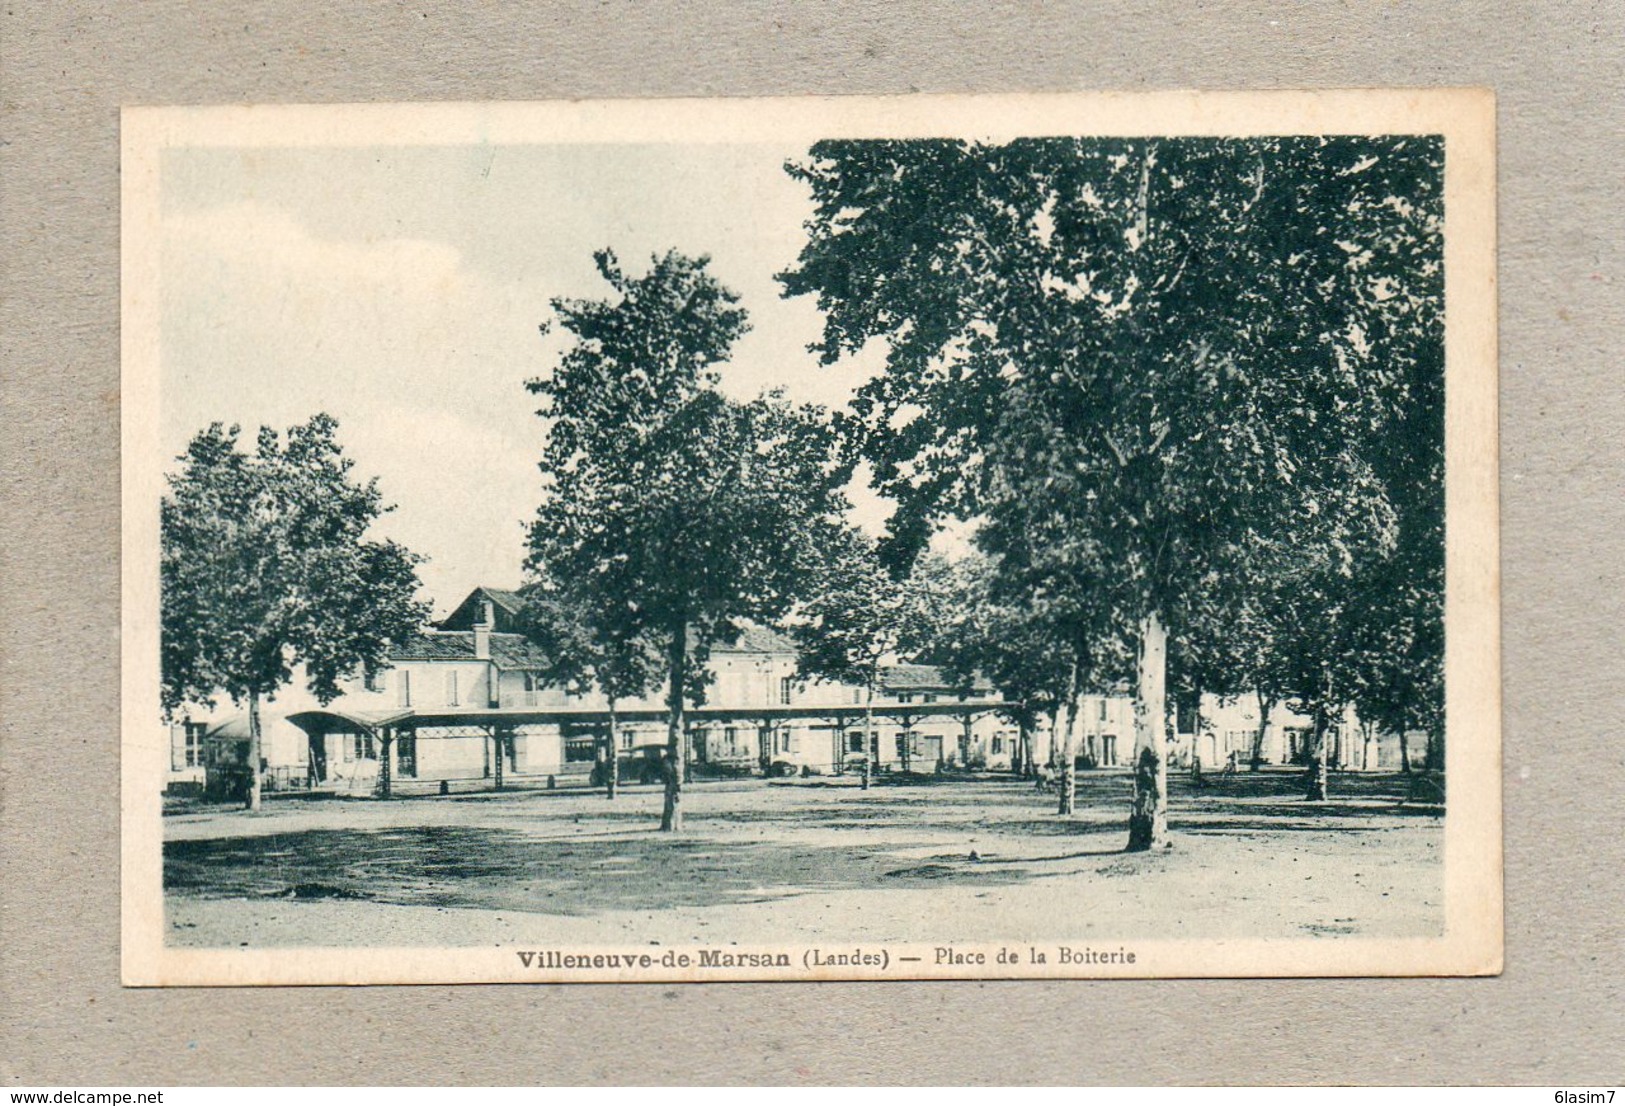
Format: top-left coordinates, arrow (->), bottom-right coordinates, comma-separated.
120,91 -> 1499,984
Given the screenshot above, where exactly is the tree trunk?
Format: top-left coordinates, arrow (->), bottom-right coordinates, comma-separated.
661,619 -> 687,831
1189,683 -> 1204,786
1058,662 -> 1080,816
1046,705 -> 1061,770
493,727 -> 505,791
861,681 -> 873,791
1306,708 -> 1329,801
246,690 -> 263,812
1016,711 -> 1032,778
605,700 -> 619,800
1426,726 -> 1444,773
1126,611 -> 1169,851
1251,690 -> 1274,771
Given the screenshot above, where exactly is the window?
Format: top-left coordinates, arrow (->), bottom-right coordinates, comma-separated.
724,726 -> 738,754
1101,734 -> 1117,766
183,722 -> 206,768
365,668 -> 386,693
564,736 -> 596,763
353,731 -> 375,760
849,733 -> 865,753
780,676 -> 794,705
1099,698 -> 1108,721
922,693 -> 937,704
852,687 -> 862,705
897,692 -> 915,705
396,670 -> 412,708
446,670 -> 459,707
992,734 -> 1005,755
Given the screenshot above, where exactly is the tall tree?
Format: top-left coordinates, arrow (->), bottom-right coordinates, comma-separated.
528,249 -> 842,831
160,415 -> 428,810
781,135 -> 1441,849
790,527 -> 947,789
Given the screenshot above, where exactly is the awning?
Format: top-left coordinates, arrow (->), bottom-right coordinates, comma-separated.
203,715 -> 252,741
284,708 -> 416,734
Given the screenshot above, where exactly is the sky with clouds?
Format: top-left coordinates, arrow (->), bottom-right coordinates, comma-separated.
159,142 -> 894,616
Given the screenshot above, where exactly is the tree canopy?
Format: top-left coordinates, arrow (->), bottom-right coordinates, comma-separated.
780,135 -> 1445,837
790,527 -> 949,783
527,249 -> 846,828
160,414 -> 428,809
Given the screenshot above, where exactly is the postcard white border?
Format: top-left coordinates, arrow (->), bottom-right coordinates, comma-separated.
121,89 -> 1499,985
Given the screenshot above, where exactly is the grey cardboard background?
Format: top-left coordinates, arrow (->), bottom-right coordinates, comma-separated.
1,0 -> 1620,1086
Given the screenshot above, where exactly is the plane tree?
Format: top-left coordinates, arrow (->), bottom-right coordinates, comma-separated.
528,249 -> 844,831
780,135 -> 1442,849
160,415 -> 428,810
789,527 -> 947,788
512,567 -> 663,799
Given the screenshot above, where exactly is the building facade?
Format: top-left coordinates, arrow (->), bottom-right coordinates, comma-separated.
169,586 -> 1426,799
178,588 -> 1016,798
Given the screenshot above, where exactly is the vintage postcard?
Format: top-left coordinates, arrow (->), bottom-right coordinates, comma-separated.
122,90 -> 1499,985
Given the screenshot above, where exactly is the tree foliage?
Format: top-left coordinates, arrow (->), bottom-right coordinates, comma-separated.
790,527 -> 949,782
160,414 -> 428,808
781,136 -> 1445,831
527,249 -> 844,828
161,414 -> 428,711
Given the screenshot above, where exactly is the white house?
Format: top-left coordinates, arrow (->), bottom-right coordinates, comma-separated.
179,587 -> 1013,799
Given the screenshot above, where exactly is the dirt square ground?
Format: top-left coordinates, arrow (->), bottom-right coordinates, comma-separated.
161,767 -> 1443,949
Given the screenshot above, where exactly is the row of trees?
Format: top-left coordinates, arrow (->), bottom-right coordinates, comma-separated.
775,134 -> 1446,844
160,137 -> 1445,843
518,137 -> 1446,844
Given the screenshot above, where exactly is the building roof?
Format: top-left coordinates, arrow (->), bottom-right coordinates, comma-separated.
433,586 -> 804,662
435,586 -> 528,632
388,630 -> 554,670
881,662 -> 992,694
708,624 -> 797,655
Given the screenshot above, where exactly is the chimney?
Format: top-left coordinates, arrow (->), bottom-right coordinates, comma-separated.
473,596 -> 494,661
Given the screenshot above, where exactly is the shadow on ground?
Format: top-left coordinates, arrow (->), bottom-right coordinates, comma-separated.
165,769 -> 1439,920
165,826 -> 1052,916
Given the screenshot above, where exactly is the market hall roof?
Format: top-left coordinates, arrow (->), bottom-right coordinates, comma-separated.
206,708 -> 416,739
